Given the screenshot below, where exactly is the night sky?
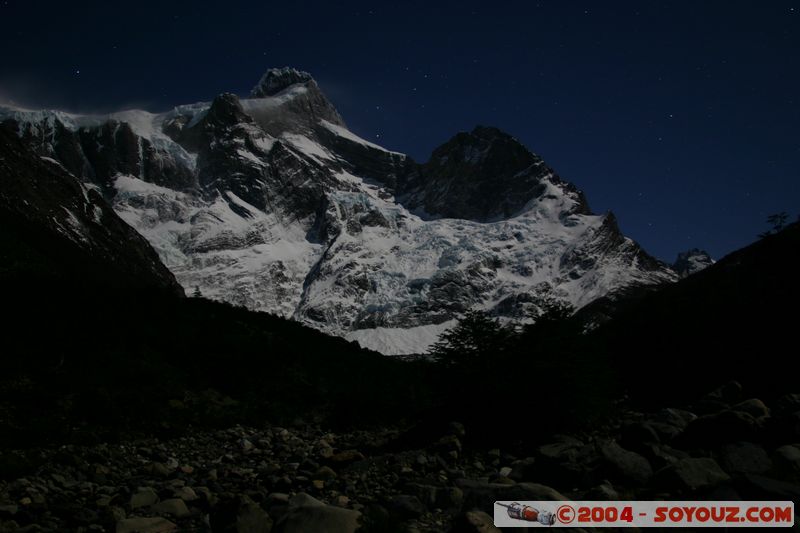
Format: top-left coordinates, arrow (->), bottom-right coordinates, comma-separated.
1,1 -> 798,261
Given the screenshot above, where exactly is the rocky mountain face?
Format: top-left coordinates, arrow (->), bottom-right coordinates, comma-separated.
0,127 -> 183,295
672,248 -> 715,278
0,68 -> 679,354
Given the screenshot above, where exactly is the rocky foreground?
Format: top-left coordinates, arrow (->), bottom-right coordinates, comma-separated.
1,382 -> 799,533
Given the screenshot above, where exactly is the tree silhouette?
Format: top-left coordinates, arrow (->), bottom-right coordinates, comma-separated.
759,211 -> 789,238
428,310 -> 515,366
192,286 -> 203,298
528,300 -> 575,324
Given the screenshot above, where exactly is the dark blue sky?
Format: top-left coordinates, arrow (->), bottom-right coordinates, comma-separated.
2,1 -> 798,261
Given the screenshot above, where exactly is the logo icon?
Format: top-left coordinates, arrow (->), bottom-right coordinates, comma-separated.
495,502 -> 556,525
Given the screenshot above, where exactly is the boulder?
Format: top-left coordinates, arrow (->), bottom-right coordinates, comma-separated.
537,436 -> 584,462
507,457 -> 536,482
272,493 -> 360,533
654,457 -> 731,492
406,484 -> 437,507
388,494 -> 426,519
533,437 -> 596,487
450,510 -> 501,533
435,435 -> 462,454
718,442 -> 771,475
436,486 -> 464,510
237,496 -> 273,533
647,422 -> 684,442
771,444 -> 800,480
329,450 -> 365,464
736,474 -> 800,500
680,410 -> 759,447
656,408 -> 697,430
456,480 -> 566,515
774,393 -> 800,415
584,482 -> 619,500
639,443 -> 690,470
116,517 -> 176,533
151,498 -> 191,518
620,422 -> 661,453
708,381 -> 743,404
732,399 -> 770,419
598,441 -> 653,485
130,488 -> 159,510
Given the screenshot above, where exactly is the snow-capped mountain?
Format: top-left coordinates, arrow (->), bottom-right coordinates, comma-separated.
0,67 -> 679,354
672,248 -> 715,278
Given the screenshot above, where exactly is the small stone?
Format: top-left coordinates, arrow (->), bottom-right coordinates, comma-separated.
389,494 -> 426,519
448,421 -> 467,438
314,466 -> 337,480
330,450 -> 365,464
194,487 -> 217,506
267,493 -> 290,505
435,486 -> 464,509
173,486 -> 198,502
498,466 -> 512,477
109,506 -> 126,522
334,495 -> 349,508
436,435 -> 462,453
147,462 -> 172,477
311,480 -> 325,490
96,496 -> 112,507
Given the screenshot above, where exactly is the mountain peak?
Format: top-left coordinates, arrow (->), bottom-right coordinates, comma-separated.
469,125 -> 510,138
672,248 -> 714,278
429,125 -> 537,169
250,67 -> 315,98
